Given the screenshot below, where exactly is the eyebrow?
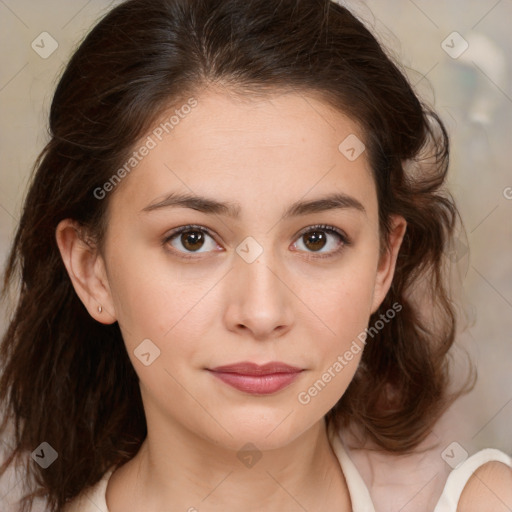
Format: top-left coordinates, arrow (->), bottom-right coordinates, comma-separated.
141,191 -> 366,218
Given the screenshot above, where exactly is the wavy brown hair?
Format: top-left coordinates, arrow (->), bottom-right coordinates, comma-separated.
0,0 -> 475,510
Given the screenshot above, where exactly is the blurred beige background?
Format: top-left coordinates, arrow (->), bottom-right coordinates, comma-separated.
1,0 -> 511,509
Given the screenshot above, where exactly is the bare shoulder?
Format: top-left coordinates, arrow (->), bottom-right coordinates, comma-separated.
457,461 -> 512,512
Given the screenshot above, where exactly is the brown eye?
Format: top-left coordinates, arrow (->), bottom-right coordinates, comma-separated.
180,230 -> 205,251
164,226 -> 219,256
293,225 -> 349,256
302,231 -> 327,251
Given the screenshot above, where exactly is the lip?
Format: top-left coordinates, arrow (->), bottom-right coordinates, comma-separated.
207,362 -> 304,395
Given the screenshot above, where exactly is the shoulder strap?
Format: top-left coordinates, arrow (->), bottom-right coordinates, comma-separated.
64,468 -> 114,512
433,448 -> 512,512
328,424 -> 376,512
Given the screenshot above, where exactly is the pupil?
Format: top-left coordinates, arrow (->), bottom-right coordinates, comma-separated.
305,231 -> 326,251
182,231 -> 204,251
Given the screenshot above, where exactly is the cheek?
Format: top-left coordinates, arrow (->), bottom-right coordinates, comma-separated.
294,248 -> 377,396
312,284 -> 371,376
106,245 -> 216,365
301,259 -> 377,341
295,277 -> 373,412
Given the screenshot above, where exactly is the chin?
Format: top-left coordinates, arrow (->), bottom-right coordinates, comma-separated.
204,411 -> 315,452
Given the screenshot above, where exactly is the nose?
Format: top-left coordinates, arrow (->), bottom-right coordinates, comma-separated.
222,244 -> 295,341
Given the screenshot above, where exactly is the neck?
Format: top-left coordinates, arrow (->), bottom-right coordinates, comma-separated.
107,418 -> 351,512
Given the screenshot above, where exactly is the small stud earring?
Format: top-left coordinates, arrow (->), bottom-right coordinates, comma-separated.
98,305 -> 103,313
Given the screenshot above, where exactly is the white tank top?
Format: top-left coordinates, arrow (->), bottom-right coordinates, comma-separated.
64,429 -> 512,512
328,426 -> 512,511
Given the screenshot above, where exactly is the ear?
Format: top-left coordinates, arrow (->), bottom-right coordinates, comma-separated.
55,219 -> 116,324
370,214 -> 407,314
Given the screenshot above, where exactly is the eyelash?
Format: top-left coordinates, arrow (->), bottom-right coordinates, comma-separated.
162,223 -> 351,260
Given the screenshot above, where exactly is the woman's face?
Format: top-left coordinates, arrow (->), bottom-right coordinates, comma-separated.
84,89 -> 405,450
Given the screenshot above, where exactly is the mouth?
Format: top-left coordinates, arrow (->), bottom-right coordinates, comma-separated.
206,361 -> 304,395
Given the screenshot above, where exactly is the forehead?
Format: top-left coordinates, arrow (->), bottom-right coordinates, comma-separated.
107,88 -> 377,221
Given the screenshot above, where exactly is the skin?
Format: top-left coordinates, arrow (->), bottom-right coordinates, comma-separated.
56,87 -> 407,512
340,408 -> 512,511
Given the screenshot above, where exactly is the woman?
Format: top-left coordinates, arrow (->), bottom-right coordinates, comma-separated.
1,0 -> 511,511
